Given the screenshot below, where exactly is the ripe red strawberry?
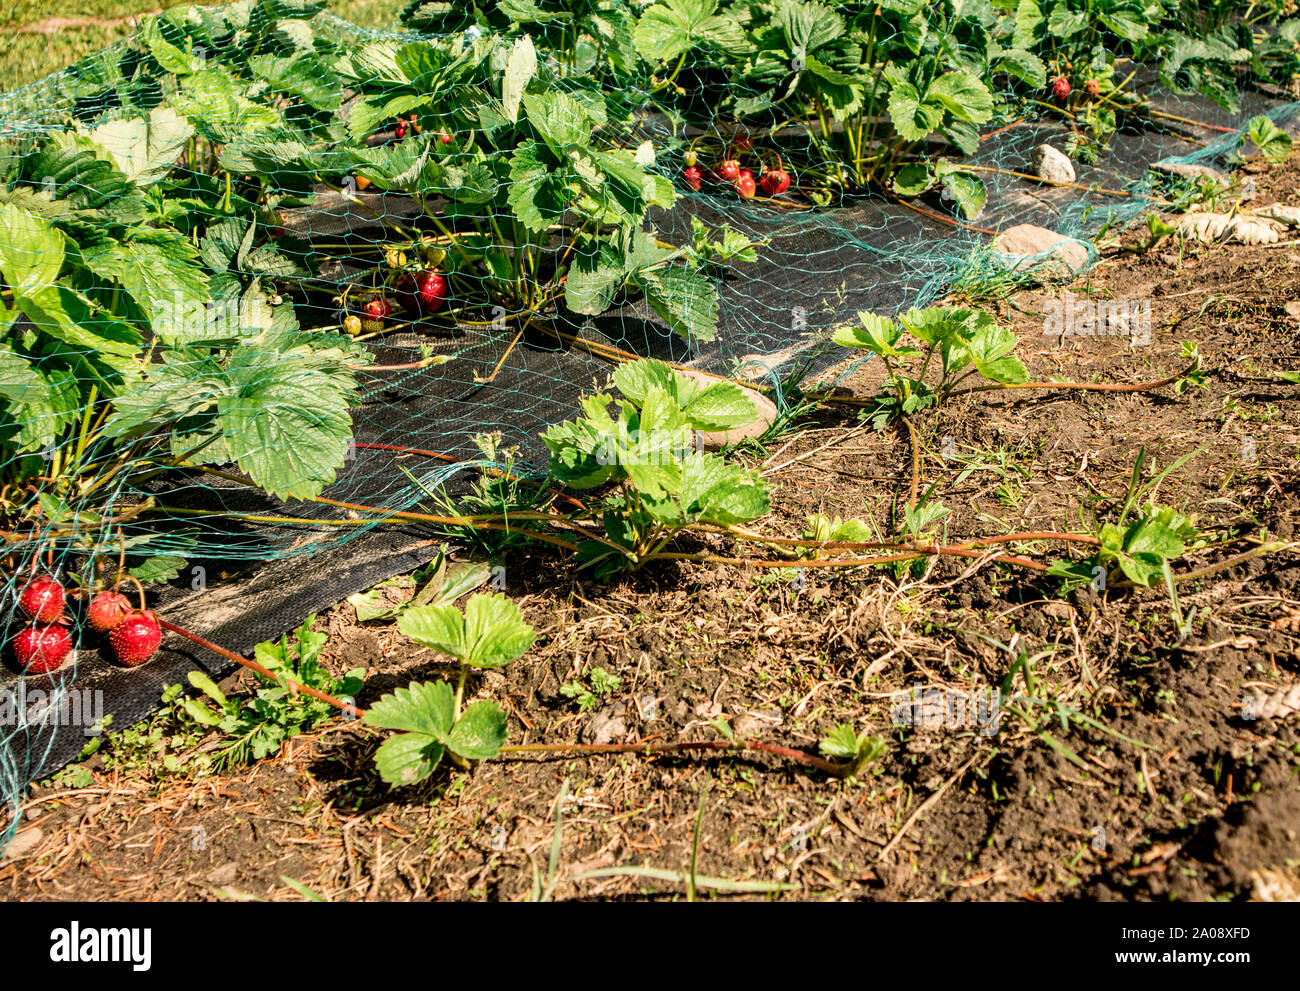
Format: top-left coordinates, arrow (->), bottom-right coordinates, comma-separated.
19,575 -> 65,624
438,131 -> 453,145
736,170 -> 756,198
1083,78 -> 1100,98
394,120 -> 409,139
1051,75 -> 1071,100
361,296 -> 390,333
759,167 -> 790,196
109,610 -> 161,667
682,165 -> 704,191
415,270 -> 448,313
715,159 -> 741,182
14,625 -> 72,674
87,589 -> 132,634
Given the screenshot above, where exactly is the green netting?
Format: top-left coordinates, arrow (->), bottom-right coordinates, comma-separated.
2,0 -> 1299,836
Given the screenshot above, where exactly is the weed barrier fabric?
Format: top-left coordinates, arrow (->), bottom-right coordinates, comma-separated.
3,8 -> 1300,817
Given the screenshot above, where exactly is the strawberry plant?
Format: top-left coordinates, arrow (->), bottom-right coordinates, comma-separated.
365,592 -> 534,786
541,358 -> 771,577
833,306 -> 1029,431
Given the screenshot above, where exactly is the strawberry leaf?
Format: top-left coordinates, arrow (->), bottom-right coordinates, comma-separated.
373,732 -> 445,787
834,312 -> 917,358
397,593 -> 535,669
363,680 -> 455,736
446,701 -> 509,760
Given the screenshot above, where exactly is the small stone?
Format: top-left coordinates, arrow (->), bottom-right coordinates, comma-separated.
992,223 -> 1090,279
583,708 -> 627,745
206,861 -> 238,886
675,370 -> 778,449
1150,160 -> 1226,183
1253,203 -> 1300,227
1042,601 -> 1075,622
1031,144 -> 1076,184
732,709 -> 783,738
3,826 -> 42,860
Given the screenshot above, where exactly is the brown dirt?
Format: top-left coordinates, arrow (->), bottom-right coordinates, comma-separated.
6,159 -> 1300,904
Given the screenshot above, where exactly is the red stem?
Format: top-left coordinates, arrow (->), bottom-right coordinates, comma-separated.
156,618 -> 364,719
499,737 -> 846,775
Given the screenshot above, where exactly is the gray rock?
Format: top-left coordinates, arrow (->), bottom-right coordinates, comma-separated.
206,861 -> 238,886
2,826 -> 41,861
1031,144 -> 1076,184
732,708 -> 783,738
1150,160 -> 1226,183
992,223 -> 1091,279
583,708 -> 627,745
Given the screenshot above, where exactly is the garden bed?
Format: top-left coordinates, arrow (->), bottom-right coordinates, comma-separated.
7,153 -> 1300,901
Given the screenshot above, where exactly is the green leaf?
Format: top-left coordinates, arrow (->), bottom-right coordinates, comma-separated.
363,680 -> 455,736
886,76 -> 943,141
445,700 -> 508,760
676,452 -> 770,524
521,90 -> 594,151
898,305 -> 967,347
81,107 -> 194,187
170,67 -> 283,143
993,48 -> 1045,87
247,53 -> 343,112
373,732 -> 445,786
964,320 -> 1028,384
214,345 -> 357,500
397,593 -> 535,669
565,241 -> 627,315
19,285 -> 142,357
1124,520 -> 1185,560
819,723 -> 860,758
613,359 -> 756,431
128,554 -> 187,583
939,170 -> 986,221
642,266 -> 719,343
80,239 -> 209,333
1012,0 -> 1042,47
634,0 -> 719,63
1100,9 -> 1148,42
0,202 -> 64,297
892,162 -> 930,197
1245,114 -> 1293,162
187,670 -> 229,708
502,35 -> 536,123
506,140 -> 564,233
833,311 -> 916,358
927,71 -> 993,125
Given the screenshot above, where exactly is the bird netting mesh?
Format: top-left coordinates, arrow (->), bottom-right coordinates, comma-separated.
2,0 -> 1299,839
